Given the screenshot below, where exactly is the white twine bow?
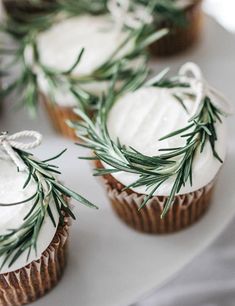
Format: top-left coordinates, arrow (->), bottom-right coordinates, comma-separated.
0,131 -> 42,172
107,0 -> 153,31
175,62 -> 234,117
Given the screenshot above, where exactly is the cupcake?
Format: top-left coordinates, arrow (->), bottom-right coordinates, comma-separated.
140,0 -> 204,56
0,130 -> 97,304
74,62 -> 232,234
0,0 -> 167,140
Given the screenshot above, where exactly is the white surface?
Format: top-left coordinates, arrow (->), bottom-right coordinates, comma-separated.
204,0 -> 235,32
107,86 -> 227,195
0,158 -> 59,273
0,16 -> 234,306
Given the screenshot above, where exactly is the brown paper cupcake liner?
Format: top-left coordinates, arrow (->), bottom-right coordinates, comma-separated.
150,0 -> 203,56
94,160 -> 215,234
42,95 -> 79,140
0,217 -> 70,306
95,159 -> 214,234
106,180 -> 214,234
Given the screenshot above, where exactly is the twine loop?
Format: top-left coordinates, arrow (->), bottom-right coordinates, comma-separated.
0,131 -> 42,171
176,62 -> 233,117
108,0 -> 153,30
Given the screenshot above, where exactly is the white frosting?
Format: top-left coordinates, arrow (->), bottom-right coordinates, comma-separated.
37,73 -> 111,107
106,87 -> 227,196
175,0 -> 194,9
36,15 -> 135,107
0,156 -> 59,273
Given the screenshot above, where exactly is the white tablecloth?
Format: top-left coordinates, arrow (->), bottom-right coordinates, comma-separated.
135,218 -> 235,306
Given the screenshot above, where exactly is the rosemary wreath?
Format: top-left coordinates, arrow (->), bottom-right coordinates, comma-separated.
0,131 -> 97,269
0,1 -> 167,115
72,63 -> 230,218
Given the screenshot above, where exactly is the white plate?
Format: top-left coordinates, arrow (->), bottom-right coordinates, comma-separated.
0,16 -> 235,306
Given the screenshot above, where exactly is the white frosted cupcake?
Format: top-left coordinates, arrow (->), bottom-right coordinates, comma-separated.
74,62 -> 232,234
0,130 -> 97,305
1,0 -> 167,139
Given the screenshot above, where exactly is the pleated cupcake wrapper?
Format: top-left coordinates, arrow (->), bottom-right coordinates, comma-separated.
42,95 -> 79,140
150,0 -> 203,56
0,218 -> 70,306
104,179 -> 214,234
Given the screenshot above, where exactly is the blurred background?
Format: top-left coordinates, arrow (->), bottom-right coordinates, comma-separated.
204,0 -> 235,32
1,0 -> 235,33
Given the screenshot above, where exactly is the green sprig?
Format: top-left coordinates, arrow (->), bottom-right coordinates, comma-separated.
0,147 -> 97,269
134,0 -> 188,26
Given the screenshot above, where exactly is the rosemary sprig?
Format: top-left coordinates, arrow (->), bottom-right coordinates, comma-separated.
0,13 -> 166,115
55,0 -> 107,16
0,148 -> 97,269
134,0 -> 188,26
3,0 -> 107,28
73,69 -> 225,218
